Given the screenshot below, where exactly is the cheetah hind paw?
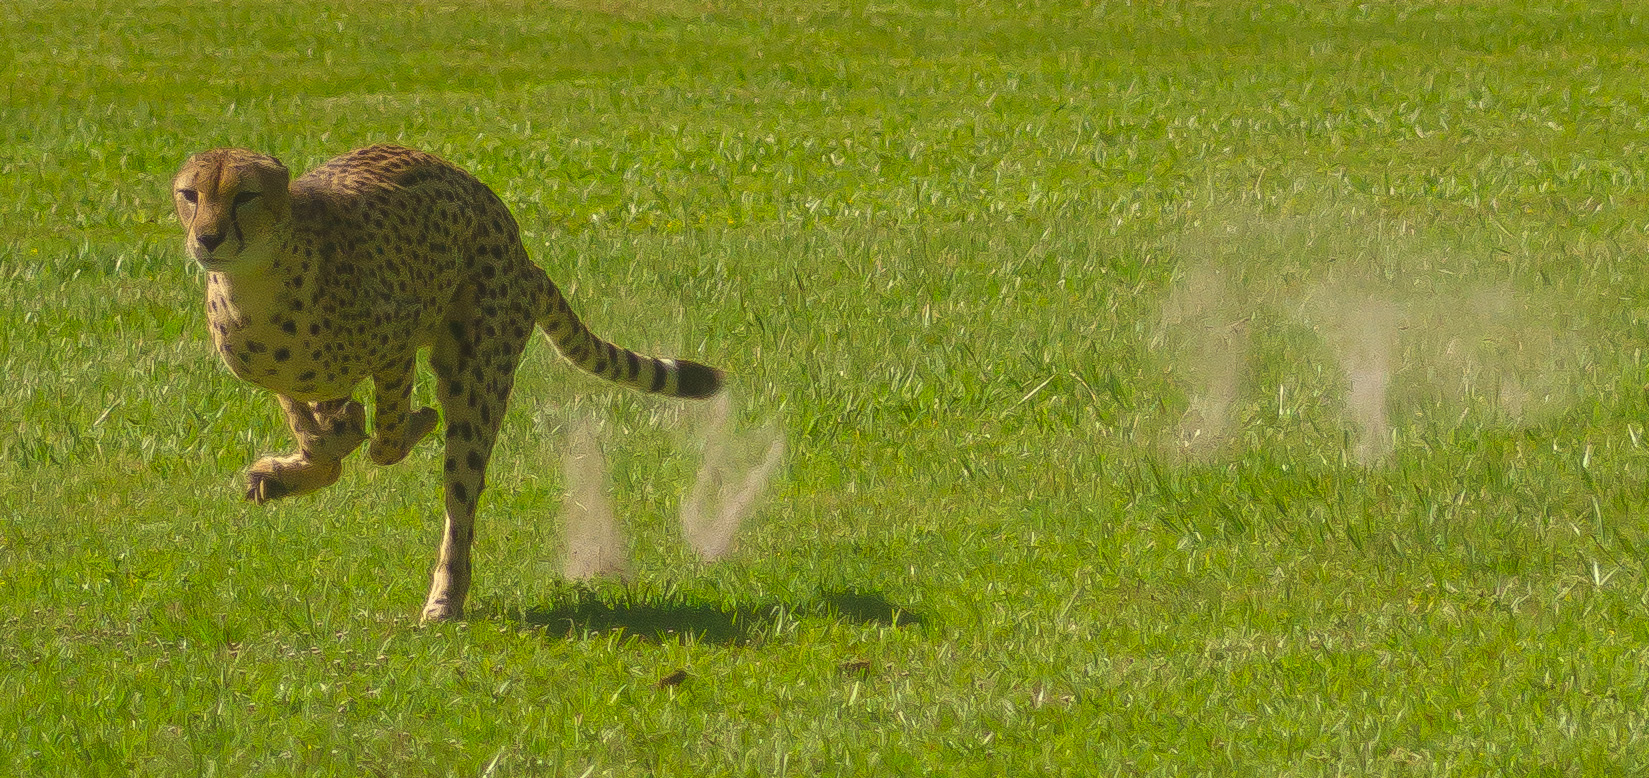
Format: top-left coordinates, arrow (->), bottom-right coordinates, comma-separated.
307,400 -> 369,461
368,406 -> 440,466
419,598 -> 463,624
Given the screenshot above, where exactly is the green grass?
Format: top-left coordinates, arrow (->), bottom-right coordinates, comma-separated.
6,0 -> 1649,774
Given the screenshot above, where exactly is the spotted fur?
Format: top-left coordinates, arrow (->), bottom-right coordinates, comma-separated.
172,144 -> 722,622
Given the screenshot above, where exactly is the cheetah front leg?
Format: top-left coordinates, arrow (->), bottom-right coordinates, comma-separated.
246,396 -> 368,503
367,357 -> 440,467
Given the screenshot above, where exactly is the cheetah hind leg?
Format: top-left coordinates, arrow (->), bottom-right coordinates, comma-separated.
364,360 -> 440,467
368,407 -> 439,465
419,309 -> 527,623
246,397 -> 369,503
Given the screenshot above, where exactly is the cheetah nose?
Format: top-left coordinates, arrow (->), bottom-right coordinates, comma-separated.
197,232 -> 226,252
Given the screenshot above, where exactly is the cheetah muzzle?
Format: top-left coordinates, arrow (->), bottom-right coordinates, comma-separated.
172,144 -> 724,622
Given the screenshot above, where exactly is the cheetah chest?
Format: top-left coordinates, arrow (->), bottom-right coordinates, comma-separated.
206,283 -> 425,402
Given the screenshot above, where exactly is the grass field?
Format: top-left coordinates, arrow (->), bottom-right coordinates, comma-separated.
6,0 -> 1649,774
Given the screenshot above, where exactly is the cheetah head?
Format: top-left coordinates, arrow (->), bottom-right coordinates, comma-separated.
172,149 -> 291,270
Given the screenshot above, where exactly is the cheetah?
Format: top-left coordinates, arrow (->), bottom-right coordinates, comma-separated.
171,144 -> 722,622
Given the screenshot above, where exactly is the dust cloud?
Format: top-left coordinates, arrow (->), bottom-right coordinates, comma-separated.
1157,209 -> 1581,463
557,391 -> 784,578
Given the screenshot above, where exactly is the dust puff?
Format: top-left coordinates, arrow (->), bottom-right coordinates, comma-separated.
1300,284 -> 1399,464
559,417 -> 630,581
1158,261 -> 1250,457
680,392 -> 784,562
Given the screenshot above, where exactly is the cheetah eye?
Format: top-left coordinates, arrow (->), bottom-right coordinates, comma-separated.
178,188 -> 198,204
233,191 -> 262,207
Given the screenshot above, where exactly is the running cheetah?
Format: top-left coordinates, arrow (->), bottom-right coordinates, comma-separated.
171,144 -> 722,622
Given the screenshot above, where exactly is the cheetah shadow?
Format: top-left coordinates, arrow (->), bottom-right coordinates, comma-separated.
485,588 -> 926,645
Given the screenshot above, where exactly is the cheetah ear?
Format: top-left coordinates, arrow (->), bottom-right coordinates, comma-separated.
260,157 -> 291,188
257,159 -> 294,219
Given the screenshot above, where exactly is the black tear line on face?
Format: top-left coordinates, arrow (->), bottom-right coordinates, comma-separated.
231,204 -> 245,250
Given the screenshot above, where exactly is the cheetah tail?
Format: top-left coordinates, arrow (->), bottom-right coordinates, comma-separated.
534,279 -> 723,399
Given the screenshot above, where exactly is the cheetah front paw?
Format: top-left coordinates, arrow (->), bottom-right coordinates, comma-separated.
369,406 -> 440,466
245,454 -> 344,504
